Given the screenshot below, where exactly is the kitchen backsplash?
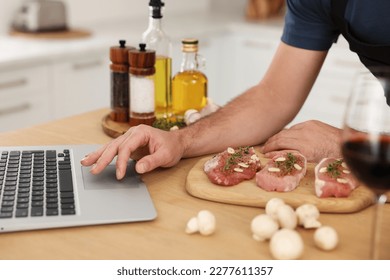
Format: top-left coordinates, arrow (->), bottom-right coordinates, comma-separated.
0,0 -> 216,35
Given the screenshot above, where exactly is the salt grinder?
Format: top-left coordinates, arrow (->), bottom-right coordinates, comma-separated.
128,43 -> 156,126
109,40 -> 134,122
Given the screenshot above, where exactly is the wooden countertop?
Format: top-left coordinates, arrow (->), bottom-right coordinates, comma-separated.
0,108 -> 389,260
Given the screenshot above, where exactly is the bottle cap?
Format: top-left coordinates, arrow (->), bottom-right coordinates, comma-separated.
149,0 -> 164,18
129,43 -> 156,76
110,40 -> 135,72
182,38 -> 199,53
149,0 -> 164,7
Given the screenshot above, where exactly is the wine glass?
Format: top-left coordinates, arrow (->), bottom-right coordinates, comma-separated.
341,67 -> 390,259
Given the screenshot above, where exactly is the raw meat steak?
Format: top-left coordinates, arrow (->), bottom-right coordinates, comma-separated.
314,158 -> 359,198
204,146 -> 261,186
255,151 -> 307,192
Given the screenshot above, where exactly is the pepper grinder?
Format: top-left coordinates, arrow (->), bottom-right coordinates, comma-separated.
128,43 -> 156,126
109,40 -> 134,122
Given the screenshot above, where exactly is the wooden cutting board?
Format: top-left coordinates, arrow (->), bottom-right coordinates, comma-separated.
186,155 -> 376,213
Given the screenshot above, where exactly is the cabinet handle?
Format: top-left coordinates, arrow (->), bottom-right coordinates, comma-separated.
0,78 -> 27,90
0,102 -> 31,116
72,60 -> 103,70
243,40 -> 274,50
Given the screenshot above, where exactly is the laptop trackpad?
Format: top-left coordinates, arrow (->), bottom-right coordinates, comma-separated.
81,162 -> 141,190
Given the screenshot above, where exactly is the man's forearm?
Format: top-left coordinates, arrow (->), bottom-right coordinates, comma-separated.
179,82 -> 295,158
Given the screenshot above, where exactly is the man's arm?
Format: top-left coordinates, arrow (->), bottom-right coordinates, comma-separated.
180,41 -> 328,157
82,41 -> 328,177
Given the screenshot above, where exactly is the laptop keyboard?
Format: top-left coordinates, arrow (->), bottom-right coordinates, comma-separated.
0,149 -> 76,218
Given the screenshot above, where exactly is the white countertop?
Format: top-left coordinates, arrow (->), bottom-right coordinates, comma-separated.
0,12 -> 284,71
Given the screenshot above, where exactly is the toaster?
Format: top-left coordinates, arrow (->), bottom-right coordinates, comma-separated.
11,0 -> 68,32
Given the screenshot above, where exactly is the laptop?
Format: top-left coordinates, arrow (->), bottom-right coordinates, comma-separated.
0,144 -> 157,233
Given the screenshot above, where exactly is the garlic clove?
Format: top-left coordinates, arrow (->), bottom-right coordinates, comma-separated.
197,210 -> 216,236
185,217 -> 199,234
199,98 -> 220,117
184,109 -> 201,125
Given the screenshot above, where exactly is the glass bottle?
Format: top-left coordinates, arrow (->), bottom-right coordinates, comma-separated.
172,38 -> 208,119
128,43 -> 156,127
141,0 -> 172,119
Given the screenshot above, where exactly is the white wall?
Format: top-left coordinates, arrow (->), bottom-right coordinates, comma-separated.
0,0 -> 210,35
0,0 -> 24,34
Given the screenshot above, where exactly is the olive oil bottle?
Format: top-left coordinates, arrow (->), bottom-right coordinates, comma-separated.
172,39 -> 207,118
154,55 -> 172,116
141,0 -> 172,119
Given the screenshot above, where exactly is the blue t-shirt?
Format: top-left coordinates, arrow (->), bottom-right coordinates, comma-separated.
282,0 -> 390,51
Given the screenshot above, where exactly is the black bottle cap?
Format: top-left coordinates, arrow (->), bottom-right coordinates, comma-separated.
119,40 -> 126,48
149,0 -> 164,18
149,0 -> 164,7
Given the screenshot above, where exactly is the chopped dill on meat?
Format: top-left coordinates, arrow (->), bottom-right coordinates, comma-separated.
275,153 -> 297,175
326,160 -> 343,178
223,146 -> 250,171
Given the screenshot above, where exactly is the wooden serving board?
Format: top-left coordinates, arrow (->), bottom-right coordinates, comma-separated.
186,155 -> 377,214
101,114 -> 130,138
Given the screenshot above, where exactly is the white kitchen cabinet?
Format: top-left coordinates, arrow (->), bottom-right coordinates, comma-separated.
51,51 -> 110,119
227,31 -> 280,103
215,30 -> 366,128
289,37 -> 367,128
0,65 -> 51,132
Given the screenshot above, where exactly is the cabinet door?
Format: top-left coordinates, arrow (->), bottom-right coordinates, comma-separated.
216,31 -> 281,106
289,37 -> 367,128
0,65 -> 51,132
51,53 -> 110,119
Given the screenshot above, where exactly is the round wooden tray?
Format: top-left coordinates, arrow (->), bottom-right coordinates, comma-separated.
101,114 -> 131,138
9,28 -> 92,40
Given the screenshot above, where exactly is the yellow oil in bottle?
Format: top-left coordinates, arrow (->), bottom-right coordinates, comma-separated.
172,70 -> 207,118
154,55 -> 172,118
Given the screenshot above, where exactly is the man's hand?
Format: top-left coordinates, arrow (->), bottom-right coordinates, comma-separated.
81,124 -> 185,179
261,120 -> 342,162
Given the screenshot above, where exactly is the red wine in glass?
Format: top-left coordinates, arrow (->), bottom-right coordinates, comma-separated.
341,68 -> 390,259
342,135 -> 390,195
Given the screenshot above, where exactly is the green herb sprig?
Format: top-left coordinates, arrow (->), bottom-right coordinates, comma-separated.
275,152 -> 297,175
152,118 -> 186,131
223,146 -> 250,171
326,160 -> 343,178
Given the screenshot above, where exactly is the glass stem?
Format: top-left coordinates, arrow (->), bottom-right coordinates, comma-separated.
371,193 -> 387,260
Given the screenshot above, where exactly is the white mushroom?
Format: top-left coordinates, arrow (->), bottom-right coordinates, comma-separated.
314,226 -> 339,251
276,204 -> 298,229
295,203 -> 322,229
185,210 -> 216,236
184,109 -> 201,125
250,214 -> 279,242
265,197 -> 285,221
199,98 -> 220,117
269,228 -> 304,260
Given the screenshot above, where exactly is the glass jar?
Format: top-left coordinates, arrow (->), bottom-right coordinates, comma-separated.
172,38 -> 208,119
